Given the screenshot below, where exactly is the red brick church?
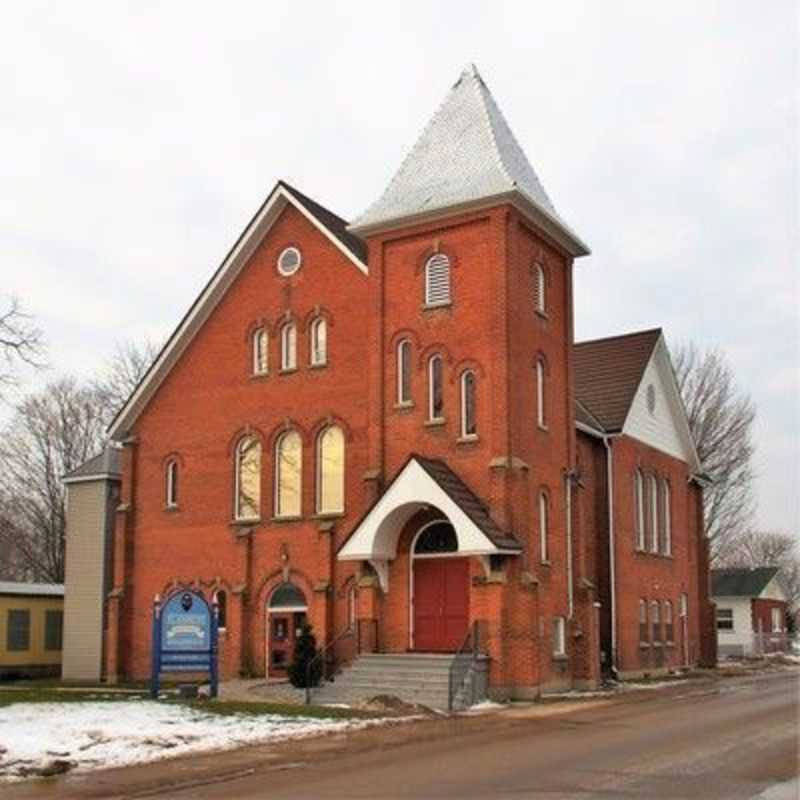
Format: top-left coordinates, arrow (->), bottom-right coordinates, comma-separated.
70,65 -> 715,703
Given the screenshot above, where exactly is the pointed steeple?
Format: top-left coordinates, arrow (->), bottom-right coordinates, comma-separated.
351,65 -> 588,256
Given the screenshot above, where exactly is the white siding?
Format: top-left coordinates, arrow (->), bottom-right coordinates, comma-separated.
62,480 -> 113,681
623,344 -> 695,464
714,596 -> 752,655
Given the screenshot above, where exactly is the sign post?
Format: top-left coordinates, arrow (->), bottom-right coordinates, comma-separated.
150,590 -> 218,699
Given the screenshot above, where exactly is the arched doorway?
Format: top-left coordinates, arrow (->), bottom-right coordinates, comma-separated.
266,582 -> 308,678
410,520 -> 470,652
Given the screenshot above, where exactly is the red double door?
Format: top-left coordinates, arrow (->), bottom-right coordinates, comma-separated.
413,558 -> 470,652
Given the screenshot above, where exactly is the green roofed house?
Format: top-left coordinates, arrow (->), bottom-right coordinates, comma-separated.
711,567 -> 790,658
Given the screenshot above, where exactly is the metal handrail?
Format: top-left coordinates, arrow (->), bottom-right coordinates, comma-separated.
304,624 -> 355,704
448,620 -> 481,711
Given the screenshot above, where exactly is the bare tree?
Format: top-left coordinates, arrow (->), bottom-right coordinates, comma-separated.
93,339 -> 160,426
0,296 -> 46,399
0,377 -> 107,582
673,343 -> 757,562
716,529 -> 800,608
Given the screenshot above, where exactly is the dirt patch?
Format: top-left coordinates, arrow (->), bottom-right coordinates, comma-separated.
354,695 -> 438,716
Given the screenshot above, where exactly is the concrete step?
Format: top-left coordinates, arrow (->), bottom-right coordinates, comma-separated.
310,653 -> 457,710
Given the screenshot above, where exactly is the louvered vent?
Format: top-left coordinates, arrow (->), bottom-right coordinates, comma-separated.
425,253 -> 451,306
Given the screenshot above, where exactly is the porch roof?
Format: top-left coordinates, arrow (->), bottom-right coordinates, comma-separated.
338,455 -> 520,562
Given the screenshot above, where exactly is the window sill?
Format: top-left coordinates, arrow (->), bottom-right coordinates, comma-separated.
422,302 -> 452,311
457,434 -> 479,445
535,309 -> 549,321
552,653 -> 568,662
309,362 -> 328,370
537,423 -> 549,433
271,515 -> 303,524
312,512 -> 345,520
639,643 -> 650,650
393,401 -> 415,412
163,505 -> 180,513
230,518 -> 260,528
540,560 -> 552,568
279,367 -> 298,375
424,418 -> 446,428
666,641 -> 675,647
250,371 -> 269,380
653,642 -> 664,648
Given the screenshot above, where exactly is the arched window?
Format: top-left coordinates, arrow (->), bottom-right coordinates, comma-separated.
651,600 -> 661,642
281,323 -> 297,371
539,491 -> 549,563
424,253 -> 451,306
634,470 -> 645,550
214,590 -> 227,630
661,480 -> 672,556
310,317 -> 327,366
460,370 -> 477,438
235,436 -> 261,520
534,263 -> 546,314
165,459 -> 178,508
639,599 -> 648,642
414,521 -> 458,554
396,339 -> 412,405
275,430 -> 302,518
316,426 -> 345,514
648,475 -> 659,553
269,581 -> 307,610
536,359 -> 546,428
428,355 -> 444,421
252,328 -> 268,375
664,600 -> 673,642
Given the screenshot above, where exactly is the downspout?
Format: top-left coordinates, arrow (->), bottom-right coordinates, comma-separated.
603,435 -> 617,672
564,470 -> 574,620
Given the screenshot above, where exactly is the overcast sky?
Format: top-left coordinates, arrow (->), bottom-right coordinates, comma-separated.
1,2 -> 797,533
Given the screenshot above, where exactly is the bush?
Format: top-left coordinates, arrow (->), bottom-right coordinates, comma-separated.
288,623 -> 322,688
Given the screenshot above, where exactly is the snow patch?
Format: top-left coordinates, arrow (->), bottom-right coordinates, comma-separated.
0,701 -> 381,781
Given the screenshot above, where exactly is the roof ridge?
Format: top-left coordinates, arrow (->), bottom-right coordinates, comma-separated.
575,327 -> 663,348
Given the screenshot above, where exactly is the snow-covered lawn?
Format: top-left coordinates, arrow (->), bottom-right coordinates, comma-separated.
0,700 -> 379,781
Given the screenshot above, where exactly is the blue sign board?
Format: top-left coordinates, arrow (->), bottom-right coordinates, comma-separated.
151,590 -> 218,698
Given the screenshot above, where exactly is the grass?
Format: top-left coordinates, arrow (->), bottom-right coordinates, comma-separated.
0,682 -> 371,719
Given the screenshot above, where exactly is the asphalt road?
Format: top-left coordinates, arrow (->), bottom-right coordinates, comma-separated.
8,669 -> 799,799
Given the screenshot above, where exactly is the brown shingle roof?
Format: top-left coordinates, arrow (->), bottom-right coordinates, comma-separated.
573,328 -> 662,432
279,181 -> 367,264
413,456 -> 521,551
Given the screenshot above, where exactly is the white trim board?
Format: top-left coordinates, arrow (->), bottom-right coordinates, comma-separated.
108,183 -> 367,439
622,335 -> 701,472
338,458 -> 508,563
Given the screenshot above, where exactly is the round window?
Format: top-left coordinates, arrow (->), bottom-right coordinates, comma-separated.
646,384 -> 657,415
277,247 -> 302,276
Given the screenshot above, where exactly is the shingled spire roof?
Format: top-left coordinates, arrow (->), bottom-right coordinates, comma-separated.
350,64 -> 589,256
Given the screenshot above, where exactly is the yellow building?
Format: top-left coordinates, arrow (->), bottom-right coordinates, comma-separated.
0,582 -> 64,679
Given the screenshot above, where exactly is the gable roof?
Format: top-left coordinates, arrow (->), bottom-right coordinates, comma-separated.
108,181 -> 367,439
338,454 -> 520,562
63,446 -> 121,484
414,456 -> 521,551
711,567 -> 781,598
350,65 -> 589,257
573,329 -> 662,432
